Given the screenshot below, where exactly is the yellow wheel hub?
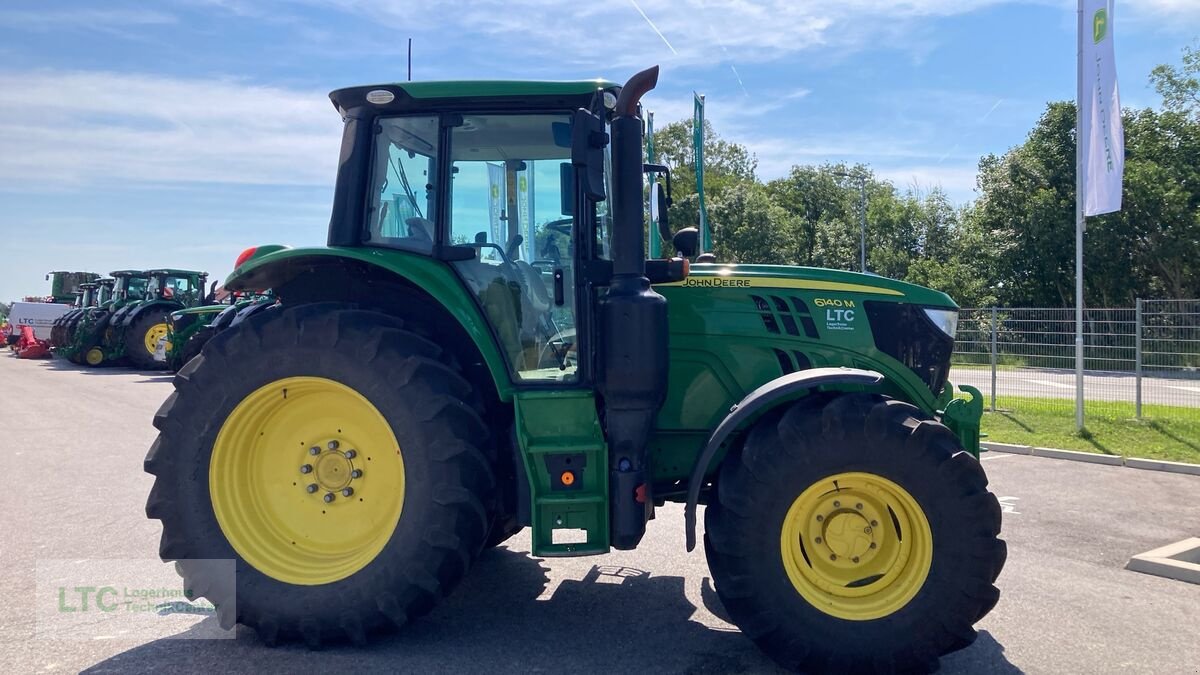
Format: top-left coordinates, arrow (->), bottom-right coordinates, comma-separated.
143,323 -> 169,355
210,376 -> 405,586
780,472 -> 933,621
85,347 -> 104,366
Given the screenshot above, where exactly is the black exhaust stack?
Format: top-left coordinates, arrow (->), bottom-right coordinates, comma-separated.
600,66 -> 669,550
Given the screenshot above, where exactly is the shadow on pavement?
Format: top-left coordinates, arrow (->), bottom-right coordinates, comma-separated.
34,357 -> 174,381
82,547 -> 1018,674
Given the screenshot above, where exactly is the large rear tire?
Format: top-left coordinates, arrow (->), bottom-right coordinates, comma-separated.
145,303 -> 494,647
704,393 -> 1005,673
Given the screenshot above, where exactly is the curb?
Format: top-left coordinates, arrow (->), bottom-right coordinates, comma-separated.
980,441 -> 1200,476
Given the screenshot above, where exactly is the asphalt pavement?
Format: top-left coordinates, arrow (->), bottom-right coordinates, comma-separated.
2,354 -> 1198,674
951,366 -> 1200,407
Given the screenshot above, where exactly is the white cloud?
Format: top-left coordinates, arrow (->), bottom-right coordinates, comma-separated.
0,70 -> 343,188
297,0 -> 1032,70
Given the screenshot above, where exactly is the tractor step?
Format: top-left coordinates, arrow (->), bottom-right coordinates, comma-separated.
514,390 -> 609,557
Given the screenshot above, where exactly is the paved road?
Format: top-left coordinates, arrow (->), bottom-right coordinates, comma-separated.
951,367 -> 1200,408
2,354 -> 1199,673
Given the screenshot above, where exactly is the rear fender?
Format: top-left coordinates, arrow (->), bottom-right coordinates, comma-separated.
121,300 -> 184,328
226,247 -> 515,400
682,367 -> 884,551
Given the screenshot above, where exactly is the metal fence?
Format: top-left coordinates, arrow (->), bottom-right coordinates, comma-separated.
951,300 -> 1200,423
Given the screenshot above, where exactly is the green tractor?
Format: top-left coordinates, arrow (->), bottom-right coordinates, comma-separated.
157,291 -> 275,371
73,271 -> 151,366
53,278 -> 116,362
50,281 -> 99,352
145,68 -> 1002,672
98,268 -> 209,369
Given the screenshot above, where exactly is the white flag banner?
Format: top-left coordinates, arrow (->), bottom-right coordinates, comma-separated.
1080,0 -> 1124,216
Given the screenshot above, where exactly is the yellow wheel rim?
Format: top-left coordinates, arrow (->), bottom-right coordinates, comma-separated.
780,472 -> 933,621
210,376 -> 405,586
143,323 -> 169,355
85,347 -> 104,366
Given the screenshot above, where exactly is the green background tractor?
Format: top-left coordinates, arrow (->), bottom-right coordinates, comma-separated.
160,292 -> 275,371
99,268 -> 208,369
53,278 -> 116,363
145,67 -> 1003,673
75,270 -> 150,366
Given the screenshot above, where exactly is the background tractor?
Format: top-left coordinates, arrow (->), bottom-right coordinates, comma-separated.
157,291 -> 275,371
145,68 -> 1003,673
70,270 -> 150,367
98,269 -> 208,369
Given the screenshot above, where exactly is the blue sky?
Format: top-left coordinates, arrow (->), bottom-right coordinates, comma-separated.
0,0 -> 1197,301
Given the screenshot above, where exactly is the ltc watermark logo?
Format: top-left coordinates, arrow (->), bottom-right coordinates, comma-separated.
1093,8 -> 1108,44
36,559 -> 236,640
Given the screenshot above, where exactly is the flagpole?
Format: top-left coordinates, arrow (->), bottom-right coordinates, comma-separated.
1075,0 -> 1086,431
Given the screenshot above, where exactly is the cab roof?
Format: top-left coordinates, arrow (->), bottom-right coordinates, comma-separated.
145,269 -> 207,276
330,79 -> 620,116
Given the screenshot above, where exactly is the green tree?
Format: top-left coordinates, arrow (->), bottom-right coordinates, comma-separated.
1150,42 -> 1200,119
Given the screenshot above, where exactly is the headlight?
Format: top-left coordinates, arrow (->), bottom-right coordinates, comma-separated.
923,308 -> 958,339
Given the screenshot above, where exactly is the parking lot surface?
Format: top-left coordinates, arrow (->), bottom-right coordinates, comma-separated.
1,355 -> 1198,673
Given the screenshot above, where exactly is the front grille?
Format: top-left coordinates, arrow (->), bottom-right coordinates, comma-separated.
864,302 -> 954,395
772,348 -> 814,374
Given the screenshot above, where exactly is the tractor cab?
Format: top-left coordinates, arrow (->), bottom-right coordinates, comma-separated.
109,270 -> 150,306
96,278 -> 115,305
143,269 -> 207,305
79,283 -> 98,308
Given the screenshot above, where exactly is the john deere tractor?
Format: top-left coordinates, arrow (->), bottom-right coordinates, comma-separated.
157,290 -> 275,371
100,268 -> 208,369
50,282 -> 98,352
145,68 -> 1003,673
53,278 -> 116,362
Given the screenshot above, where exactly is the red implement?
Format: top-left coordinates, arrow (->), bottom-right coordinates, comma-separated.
15,325 -> 51,359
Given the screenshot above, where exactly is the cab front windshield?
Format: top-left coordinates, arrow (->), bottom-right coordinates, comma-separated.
114,276 -> 148,300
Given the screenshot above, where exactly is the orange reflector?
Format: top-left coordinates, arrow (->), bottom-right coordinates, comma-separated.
561,471 -> 576,486
234,246 -> 258,269
681,257 -> 690,277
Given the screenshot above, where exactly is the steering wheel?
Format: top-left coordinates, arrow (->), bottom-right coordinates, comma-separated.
405,216 -> 433,242
543,218 -> 573,236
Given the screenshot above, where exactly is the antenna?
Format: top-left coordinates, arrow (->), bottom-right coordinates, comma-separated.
407,38 -> 412,81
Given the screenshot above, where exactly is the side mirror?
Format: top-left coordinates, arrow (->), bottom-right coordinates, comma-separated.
650,181 -> 670,240
559,163 -> 574,216
571,109 -> 608,202
673,227 -> 699,258
644,163 -> 673,244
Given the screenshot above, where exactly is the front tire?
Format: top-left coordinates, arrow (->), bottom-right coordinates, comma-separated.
126,312 -> 171,370
704,393 -> 1005,673
145,304 -> 494,647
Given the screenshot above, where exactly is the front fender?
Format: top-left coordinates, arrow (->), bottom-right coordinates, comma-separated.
683,367 -> 884,551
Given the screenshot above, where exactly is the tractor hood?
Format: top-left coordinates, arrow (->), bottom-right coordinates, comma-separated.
659,264 -> 957,308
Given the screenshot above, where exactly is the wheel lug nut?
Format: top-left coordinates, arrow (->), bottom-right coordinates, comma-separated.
351,469 -> 362,479
342,487 -> 354,497
852,556 -> 860,563
324,493 -> 335,503
814,537 -> 823,544
864,527 -> 873,534
829,554 -> 837,561
855,503 -> 863,510
327,440 -> 339,450
833,500 -> 841,508
344,449 -> 357,459
300,464 -> 312,474
816,515 -> 824,522
309,446 -> 321,456
870,542 -> 877,549
870,520 -> 879,527
306,484 -> 318,493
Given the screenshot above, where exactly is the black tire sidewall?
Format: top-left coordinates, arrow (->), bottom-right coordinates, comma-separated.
160,308 -> 489,630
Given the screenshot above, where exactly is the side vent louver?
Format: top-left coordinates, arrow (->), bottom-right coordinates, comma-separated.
773,348 -> 814,374
750,294 -> 820,339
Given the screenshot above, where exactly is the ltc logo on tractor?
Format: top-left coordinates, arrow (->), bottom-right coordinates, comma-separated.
815,297 -> 857,331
